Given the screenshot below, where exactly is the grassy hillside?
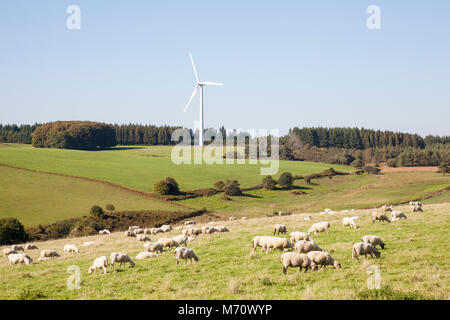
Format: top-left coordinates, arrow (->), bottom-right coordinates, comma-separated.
0,144 -> 354,191
0,203 -> 448,299
0,166 -> 188,226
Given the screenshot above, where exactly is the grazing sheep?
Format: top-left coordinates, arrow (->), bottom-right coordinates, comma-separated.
110,252 -> 135,269
278,211 -> 287,216
409,201 -> 422,207
187,236 -> 198,243
273,224 -> 287,235
134,228 -> 144,234
281,252 -> 312,274
150,227 -> 163,235
11,245 -> 24,251
88,256 -> 108,275
3,248 -> 18,256
352,242 -> 381,260
174,247 -> 199,264
38,249 -> 60,261
128,226 -> 140,231
372,212 -> 390,224
99,229 -> 110,235
136,252 -> 159,260
410,205 -> 423,213
172,234 -> 189,246
304,216 -> 312,221
202,226 -> 217,234
307,251 -> 341,270
361,235 -> 385,249
381,205 -> 393,213
63,244 -> 79,255
124,230 -> 136,237
342,217 -> 359,229
215,226 -> 229,233
262,237 -> 294,254
252,236 -> 272,253
184,220 -> 196,226
25,244 -> 38,250
143,228 -> 152,235
308,221 -> 330,235
229,216 -> 236,221
143,241 -> 163,253
8,253 -> 33,266
83,241 -> 97,247
136,235 -> 151,242
158,238 -> 179,250
295,240 -> 323,253
161,225 -> 172,233
183,227 -> 202,236
391,210 -> 407,221
289,231 -> 311,243
242,217 -> 248,221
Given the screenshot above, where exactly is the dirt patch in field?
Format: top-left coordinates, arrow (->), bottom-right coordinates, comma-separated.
380,164 -> 438,173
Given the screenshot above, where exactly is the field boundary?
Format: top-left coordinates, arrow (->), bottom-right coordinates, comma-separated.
0,163 -> 194,210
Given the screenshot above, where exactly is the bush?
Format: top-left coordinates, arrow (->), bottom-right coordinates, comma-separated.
90,205 -> 104,218
223,180 -> 242,196
386,159 -> 397,167
106,204 -> 115,211
262,176 -> 276,190
278,172 -> 293,189
0,218 -> 29,245
351,159 -> 363,168
213,180 -> 225,191
357,286 -> 430,300
154,177 -> 180,195
363,165 -> 381,175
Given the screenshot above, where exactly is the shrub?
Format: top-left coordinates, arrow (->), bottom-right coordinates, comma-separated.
153,180 -> 170,195
386,159 -> 397,167
278,172 -> 293,189
351,159 -> 363,168
223,180 -> 242,196
0,218 -> 29,245
262,176 -> 276,190
90,205 -> 105,218
106,204 -> 115,211
437,162 -> 449,176
363,165 -> 381,175
213,180 -> 225,191
165,177 -> 180,195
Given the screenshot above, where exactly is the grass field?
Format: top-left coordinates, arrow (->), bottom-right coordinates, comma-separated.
0,144 -> 354,191
0,202 -> 448,300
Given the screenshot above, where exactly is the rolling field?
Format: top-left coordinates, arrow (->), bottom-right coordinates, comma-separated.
0,203 -> 448,300
0,144 -> 354,191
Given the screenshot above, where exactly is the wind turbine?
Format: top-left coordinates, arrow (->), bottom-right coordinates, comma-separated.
184,53 -> 224,146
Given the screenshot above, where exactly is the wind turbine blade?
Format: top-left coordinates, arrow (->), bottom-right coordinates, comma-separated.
201,81 -> 224,86
189,53 -> 200,82
184,85 -> 199,112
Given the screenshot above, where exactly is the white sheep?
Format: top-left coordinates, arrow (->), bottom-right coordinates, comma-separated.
184,220 -> 196,226
308,221 -> 330,235
143,241 -> 163,253
295,240 -> 323,253
172,234 -> 189,246
304,216 -> 312,221
187,236 -> 198,243
280,252 -> 312,274
124,230 -> 136,237
229,216 -> 236,221
38,249 -> 60,261
143,228 -> 153,235
150,227 -> 163,235
342,216 -> 359,229
128,226 -> 140,231
99,229 -> 110,235
134,228 -> 144,234
88,256 -> 108,275
3,248 -> 18,256
242,217 -> 248,221
136,235 -> 151,242
215,226 -> 229,233
174,247 -> 199,264
410,205 -> 423,213
83,241 -> 97,247
136,252 -> 159,260
202,226 -> 217,234
361,235 -> 385,249
8,253 -> 33,266
110,252 -> 135,269
161,224 -> 172,233
158,238 -> 179,250
252,236 -> 272,253
63,244 -> 79,255
381,205 -> 393,213
262,237 -> 294,254
25,244 -> 38,250
273,224 -> 287,235
11,245 -> 24,251
409,201 -> 422,207
352,242 -> 381,260
307,251 -> 341,270
372,212 -> 391,223
289,231 -> 311,243
391,210 -> 407,221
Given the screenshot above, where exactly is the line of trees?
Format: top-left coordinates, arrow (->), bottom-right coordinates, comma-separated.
0,124 -> 40,144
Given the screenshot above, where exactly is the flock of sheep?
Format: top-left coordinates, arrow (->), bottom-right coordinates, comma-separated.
2,201 -> 423,279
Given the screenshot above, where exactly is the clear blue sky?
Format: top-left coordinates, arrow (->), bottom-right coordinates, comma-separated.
1,1 -> 449,136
